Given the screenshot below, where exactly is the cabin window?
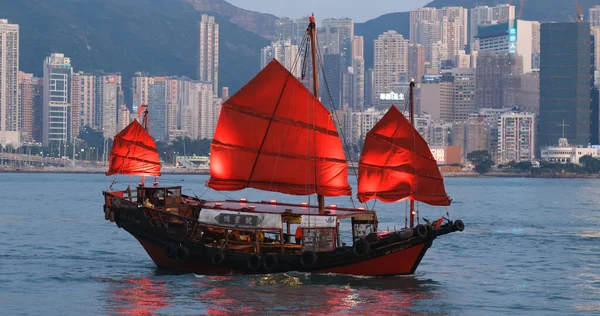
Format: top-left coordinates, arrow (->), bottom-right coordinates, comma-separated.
302,228 -> 335,252
352,217 -> 376,242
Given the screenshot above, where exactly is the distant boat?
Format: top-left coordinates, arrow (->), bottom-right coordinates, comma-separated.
102,15 -> 464,276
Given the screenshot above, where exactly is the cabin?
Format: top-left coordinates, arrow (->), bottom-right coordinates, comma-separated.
196,199 -> 379,256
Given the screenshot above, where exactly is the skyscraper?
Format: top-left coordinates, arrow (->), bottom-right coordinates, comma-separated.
498,112 -> 536,163
373,30 -> 408,107
538,22 -> 593,150
43,53 -> 73,146
199,14 -> 219,95
408,43 -> 425,83
18,72 -> 35,143
320,18 -> 354,67
590,6 -> 600,29
0,20 -> 19,145
148,77 -> 167,142
476,51 -> 523,109
75,72 -> 96,129
260,40 -> 300,77
131,72 -> 154,116
97,74 -> 122,139
469,4 -> 516,52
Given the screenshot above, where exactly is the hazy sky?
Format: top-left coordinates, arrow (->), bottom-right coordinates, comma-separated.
225,0 -> 432,22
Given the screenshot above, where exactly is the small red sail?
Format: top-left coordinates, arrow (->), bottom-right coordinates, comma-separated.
357,105 -> 451,206
207,59 -> 352,196
106,120 -> 161,177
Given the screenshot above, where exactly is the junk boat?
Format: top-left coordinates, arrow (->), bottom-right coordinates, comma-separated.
102,15 -> 464,276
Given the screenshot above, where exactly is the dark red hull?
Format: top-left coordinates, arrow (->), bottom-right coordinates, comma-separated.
135,234 -> 429,276
103,191 -> 463,276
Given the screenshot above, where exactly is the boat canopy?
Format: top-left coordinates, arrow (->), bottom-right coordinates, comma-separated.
201,200 -> 375,220
357,105 -> 451,206
207,59 -> 352,197
106,120 -> 161,177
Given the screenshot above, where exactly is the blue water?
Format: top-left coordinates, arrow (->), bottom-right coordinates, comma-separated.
1,173 -> 599,315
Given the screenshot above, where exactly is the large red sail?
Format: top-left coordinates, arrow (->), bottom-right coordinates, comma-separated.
207,59 -> 351,196
357,105 -> 450,206
106,120 -> 161,177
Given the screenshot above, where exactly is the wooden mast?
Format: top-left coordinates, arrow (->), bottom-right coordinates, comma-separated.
409,81 -> 415,227
141,105 -> 149,187
308,14 -> 325,213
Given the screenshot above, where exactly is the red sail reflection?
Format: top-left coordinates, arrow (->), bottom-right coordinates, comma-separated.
110,277 -> 170,315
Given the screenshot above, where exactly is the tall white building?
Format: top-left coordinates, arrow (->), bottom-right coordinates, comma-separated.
260,40 -> 300,77
117,104 -> 130,133
373,30 -> 408,107
185,82 -> 216,140
43,53 -> 73,146
131,72 -> 154,116
75,72 -> 97,130
97,74 -> 122,139
498,112 -> 536,163
0,19 -> 19,145
470,4 -> 515,51
590,6 -> 600,28
410,7 -> 468,66
320,18 -> 354,67
199,14 -> 219,95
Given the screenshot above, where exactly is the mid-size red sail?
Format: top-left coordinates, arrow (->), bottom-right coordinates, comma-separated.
207,59 -> 352,196
106,120 -> 161,177
357,105 -> 451,206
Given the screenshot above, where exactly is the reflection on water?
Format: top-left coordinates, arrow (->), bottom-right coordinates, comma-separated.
105,272 -> 441,315
107,277 -> 170,315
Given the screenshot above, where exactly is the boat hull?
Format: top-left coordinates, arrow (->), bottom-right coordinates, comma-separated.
103,192 -> 462,276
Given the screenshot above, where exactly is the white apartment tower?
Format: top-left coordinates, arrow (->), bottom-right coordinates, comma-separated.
589,6 -> 600,29
131,72 -> 154,116
0,19 -> 19,145
43,53 -> 73,146
498,112 -> 536,164
199,14 -> 219,95
260,40 -> 300,77
373,31 -> 408,107
97,74 -> 121,139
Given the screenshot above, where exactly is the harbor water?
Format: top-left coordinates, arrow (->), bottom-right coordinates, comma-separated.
1,173 -> 599,315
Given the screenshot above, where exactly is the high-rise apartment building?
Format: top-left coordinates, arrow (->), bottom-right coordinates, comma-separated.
410,7 -> 468,67
148,77 -> 167,142
320,18 -> 354,67
477,19 -> 538,73
408,43 -> 425,83
71,72 -> 81,140
0,20 -> 19,145
373,30 -> 408,107
199,14 -> 219,94
75,72 -> 96,129
275,17 -> 308,45
97,74 -> 122,139
18,72 -> 35,143
539,22 -> 594,150
452,120 -> 490,158
260,40 -> 300,77
43,53 -> 73,146
590,6 -> 600,29
469,4 -> 515,52
184,82 -> 214,140
476,51 -> 523,109
498,112 -> 536,163
131,72 -> 154,115
117,104 -> 130,133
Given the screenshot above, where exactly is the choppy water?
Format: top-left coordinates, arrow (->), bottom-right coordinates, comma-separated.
1,173 -> 599,315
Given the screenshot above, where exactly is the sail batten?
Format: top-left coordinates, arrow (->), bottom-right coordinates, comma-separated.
207,59 -> 352,197
106,120 -> 161,177
357,105 -> 450,206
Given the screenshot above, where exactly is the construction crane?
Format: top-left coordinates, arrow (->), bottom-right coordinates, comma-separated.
508,0 -> 526,20
575,0 -> 584,22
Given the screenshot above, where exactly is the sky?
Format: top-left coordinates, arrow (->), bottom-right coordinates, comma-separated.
225,0 -> 432,22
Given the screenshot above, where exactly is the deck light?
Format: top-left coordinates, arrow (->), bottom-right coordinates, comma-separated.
301,202 -> 308,206
358,207 -> 365,210
249,205 -> 256,210
240,198 -> 247,202
270,199 -> 277,204
329,204 -> 337,208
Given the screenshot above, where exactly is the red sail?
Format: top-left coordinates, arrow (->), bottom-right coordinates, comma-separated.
357,105 -> 450,206
207,59 -> 351,196
106,120 -> 161,177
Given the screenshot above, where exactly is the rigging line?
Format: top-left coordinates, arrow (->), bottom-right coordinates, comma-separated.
314,35 -> 357,209
245,75 -> 292,187
405,200 -> 408,228
291,34 -> 309,78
